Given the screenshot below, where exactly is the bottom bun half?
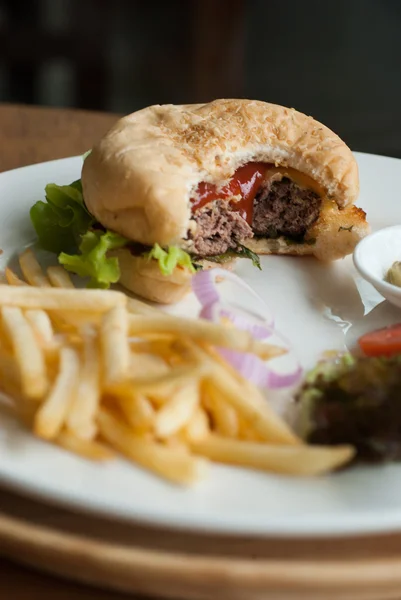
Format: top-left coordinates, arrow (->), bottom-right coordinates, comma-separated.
113,249 -> 237,304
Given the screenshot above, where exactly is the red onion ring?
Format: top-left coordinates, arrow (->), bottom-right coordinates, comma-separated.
199,302 -> 274,340
192,268 -> 274,328
191,269 -> 303,390
218,348 -> 303,389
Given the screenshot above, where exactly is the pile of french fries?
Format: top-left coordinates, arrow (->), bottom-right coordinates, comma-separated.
0,248 -> 355,485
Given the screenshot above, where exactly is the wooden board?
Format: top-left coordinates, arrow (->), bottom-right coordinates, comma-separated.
0,488 -> 401,599
0,104 -> 119,172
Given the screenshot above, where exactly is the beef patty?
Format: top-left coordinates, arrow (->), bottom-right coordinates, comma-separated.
189,178 -> 322,256
252,178 -> 321,239
189,201 -> 253,255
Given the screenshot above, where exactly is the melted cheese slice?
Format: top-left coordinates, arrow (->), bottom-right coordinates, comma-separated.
264,166 -> 326,198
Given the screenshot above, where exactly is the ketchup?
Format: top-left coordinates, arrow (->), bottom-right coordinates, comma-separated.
190,162 -> 270,225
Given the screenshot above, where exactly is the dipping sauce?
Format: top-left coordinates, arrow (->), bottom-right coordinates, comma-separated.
386,261 -> 401,287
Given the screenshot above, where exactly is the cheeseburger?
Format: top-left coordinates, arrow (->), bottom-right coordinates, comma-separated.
31,99 -> 370,304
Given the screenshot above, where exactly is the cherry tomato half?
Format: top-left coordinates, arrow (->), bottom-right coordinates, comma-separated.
359,324 -> 401,357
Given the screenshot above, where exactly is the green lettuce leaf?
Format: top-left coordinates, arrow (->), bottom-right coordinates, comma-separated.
144,244 -> 196,275
203,252 -> 235,265
204,244 -> 262,270
30,180 -> 93,254
235,244 -> 261,270
59,230 -> 129,288
30,177 -> 199,287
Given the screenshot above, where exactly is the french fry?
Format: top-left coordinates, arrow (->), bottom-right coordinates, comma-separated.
34,346 -> 80,439
238,418 -> 262,442
130,339 -> 179,364
19,248 -> 51,287
0,398 -> 20,421
129,352 -> 169,380
183,406 -> 210,442
17,399 -> 38,428
126,297 -> 162,316
49,310 -> 101,329
25,309 -> 54,346
117,392 -> 155,433
98,408 -> 208,485
5,267 -> 28,287
0,285 -> 126,311
57,430 -> 113,461
47,266 -> 75,288
101,305 -> 129,387
164,435 -> 188,452
207,366 -> 300,445
191,434 -> 355,476
204,385 -> 239,438
0,353 -> 24,404
0,382 -> 23,410
128,314 -> 285,360
154,381 -> 199,438
110,364 -> 206,398
2,306 -> 48,399
181,340 -> 299,445
66,328 -> 100,440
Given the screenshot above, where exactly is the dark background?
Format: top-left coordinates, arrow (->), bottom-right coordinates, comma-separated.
1,0 -> 400,156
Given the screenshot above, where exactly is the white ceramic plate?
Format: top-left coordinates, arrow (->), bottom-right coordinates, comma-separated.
1,152 -> 401,538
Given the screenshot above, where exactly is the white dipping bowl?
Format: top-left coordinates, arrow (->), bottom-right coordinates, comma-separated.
354,225 -> 401,308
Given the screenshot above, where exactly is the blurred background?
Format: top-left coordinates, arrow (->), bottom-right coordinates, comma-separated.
1,0 -> 400,156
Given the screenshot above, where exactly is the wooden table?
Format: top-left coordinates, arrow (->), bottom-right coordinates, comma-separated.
0,103 -> 127,598
0,103 -> 119,172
